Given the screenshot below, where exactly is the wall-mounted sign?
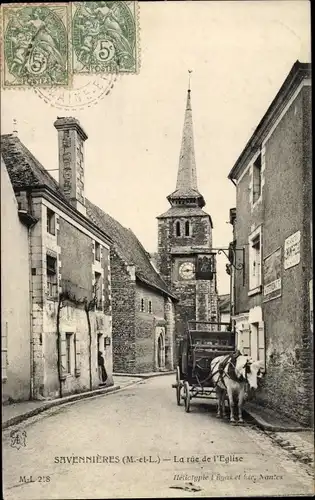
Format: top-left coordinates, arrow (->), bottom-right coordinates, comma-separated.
196,254 -> 214,280
284,230 -> 301,270
263,248 -> 282,302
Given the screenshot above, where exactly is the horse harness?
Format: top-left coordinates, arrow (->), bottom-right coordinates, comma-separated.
211,352 -> 252,389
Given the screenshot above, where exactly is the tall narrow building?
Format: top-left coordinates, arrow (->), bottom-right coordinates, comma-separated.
157,83 -> 219,341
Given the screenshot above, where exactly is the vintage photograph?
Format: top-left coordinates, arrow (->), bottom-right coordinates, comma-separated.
1,1 -> 313,498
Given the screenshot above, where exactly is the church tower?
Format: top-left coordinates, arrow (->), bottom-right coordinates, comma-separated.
157,78 -> 219,340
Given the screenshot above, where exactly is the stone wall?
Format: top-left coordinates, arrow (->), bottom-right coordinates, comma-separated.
110,248 -> 136,373
233,83 -> 313,425
30,199 -> 112,399
135,283 -> 165,372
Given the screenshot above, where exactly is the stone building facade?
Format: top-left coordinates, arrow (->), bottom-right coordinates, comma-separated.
1,114 -> 177,401
1,118 -> 113,401
157,87 -> 219,345
228,61 -> 312,426
86,201 -> 177,374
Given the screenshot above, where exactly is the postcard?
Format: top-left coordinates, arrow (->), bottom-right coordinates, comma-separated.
1,1 -> 313,498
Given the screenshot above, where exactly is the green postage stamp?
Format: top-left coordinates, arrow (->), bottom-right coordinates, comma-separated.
2,4 -> 71,87
71,2 -> 139,75
1,1 -> 139,88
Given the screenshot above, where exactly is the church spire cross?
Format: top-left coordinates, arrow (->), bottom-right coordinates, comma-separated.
188,69 -> 192,91
167,71 -> 205,208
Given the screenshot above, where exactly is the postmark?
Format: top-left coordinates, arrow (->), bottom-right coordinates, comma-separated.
71,1 -> 139,75
2,3 -> 71,88
34,73 -> 118,111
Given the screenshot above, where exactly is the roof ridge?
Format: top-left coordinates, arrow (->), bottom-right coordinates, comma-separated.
85,199 -> 175,298
17,139 -> 61,191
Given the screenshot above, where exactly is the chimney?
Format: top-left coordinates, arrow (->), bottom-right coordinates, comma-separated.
54,117 -> 88,216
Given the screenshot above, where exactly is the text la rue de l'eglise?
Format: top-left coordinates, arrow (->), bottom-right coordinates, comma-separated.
53,454 -> 244,465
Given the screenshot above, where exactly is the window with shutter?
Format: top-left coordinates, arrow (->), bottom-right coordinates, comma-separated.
249,229 -> 262,292
242,326 -> 251,356
60,334 -> 67,380
46,208 -> 56,235
252,154 -> 262,204
74,333 -> 81,377
46,254 -> 57,298
66,333 -> 72,373
94,272 -> 102,310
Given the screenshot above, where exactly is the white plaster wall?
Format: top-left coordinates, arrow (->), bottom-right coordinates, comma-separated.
220,312 -> 230,329
1,160 -> 31,401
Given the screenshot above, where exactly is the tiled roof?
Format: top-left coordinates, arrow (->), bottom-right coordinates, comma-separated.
86,200 -> 176,298
1,134 -> 176,300
219,294 -> 230,312
228,61 -> 311,181
1,134 -> 67,200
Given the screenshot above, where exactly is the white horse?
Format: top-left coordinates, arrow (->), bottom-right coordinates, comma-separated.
210,353 -> 265,424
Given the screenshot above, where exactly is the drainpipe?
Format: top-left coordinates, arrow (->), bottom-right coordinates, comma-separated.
28,224 -> 34,400
25,189 -> 38,401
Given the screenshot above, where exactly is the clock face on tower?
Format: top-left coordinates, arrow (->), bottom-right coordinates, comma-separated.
179,262 -> 195,280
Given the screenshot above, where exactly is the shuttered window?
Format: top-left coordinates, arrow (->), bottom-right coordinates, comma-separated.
74,333 -> 81,376
252,154 -> 262,204
95,242 -> 101,262
46,254 -> 57,298
60,332 -> 75,378
66,334 -> 72,373
249,229 -> 262,291
46,208 -> 56,235
94,272 -> 103,310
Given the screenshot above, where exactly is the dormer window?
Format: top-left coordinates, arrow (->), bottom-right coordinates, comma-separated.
185,220 -> 190,236
175,221 -> 181,237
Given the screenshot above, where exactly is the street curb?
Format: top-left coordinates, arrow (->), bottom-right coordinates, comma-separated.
113,371 -> 175,379
2,385 -> 120,430
2,378 -> 147,430
244,408 -> 312,433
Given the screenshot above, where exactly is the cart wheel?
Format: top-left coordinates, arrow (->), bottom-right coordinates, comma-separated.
183,381 -> 191,413
176,366 -> 181,406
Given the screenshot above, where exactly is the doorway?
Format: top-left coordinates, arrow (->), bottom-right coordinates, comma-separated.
157,330 -> 165,369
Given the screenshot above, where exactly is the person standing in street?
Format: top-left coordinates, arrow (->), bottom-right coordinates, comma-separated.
98,350 -> 108,383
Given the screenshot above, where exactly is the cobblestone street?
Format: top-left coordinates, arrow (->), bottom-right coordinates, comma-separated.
3,376 -> 313,499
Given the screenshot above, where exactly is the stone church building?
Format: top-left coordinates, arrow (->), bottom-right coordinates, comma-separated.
157,87 -> 219,342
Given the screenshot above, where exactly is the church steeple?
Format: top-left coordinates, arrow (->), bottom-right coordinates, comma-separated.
167,73 -> 205,209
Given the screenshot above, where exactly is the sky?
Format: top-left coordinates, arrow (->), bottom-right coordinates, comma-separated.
1,0 -> 311,295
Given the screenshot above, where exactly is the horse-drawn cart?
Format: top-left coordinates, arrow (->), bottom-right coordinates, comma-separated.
172,321 -> 236,412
